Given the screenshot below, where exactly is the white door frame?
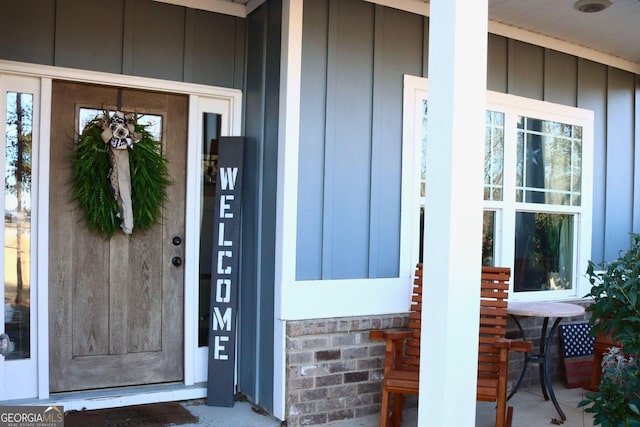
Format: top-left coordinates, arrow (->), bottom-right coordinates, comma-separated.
0,59 -> 242,408
0,74 -> 42,401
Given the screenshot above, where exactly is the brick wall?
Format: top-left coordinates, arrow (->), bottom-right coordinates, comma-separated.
285,315 -> 408,426
283,302 -> 592,426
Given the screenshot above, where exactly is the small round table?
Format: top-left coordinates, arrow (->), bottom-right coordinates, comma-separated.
506,301 -> 586,421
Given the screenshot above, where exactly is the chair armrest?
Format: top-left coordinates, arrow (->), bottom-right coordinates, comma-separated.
510,339 -> 532,353
494,337 -> 532,352
369,329 -> 413,342
494,337 -> 512,349
370,329 -> 414,373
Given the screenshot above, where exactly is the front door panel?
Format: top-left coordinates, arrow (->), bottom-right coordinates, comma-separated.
49,81 -> 187,392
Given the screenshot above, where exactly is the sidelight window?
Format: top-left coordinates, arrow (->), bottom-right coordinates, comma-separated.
4,91 -> 33,360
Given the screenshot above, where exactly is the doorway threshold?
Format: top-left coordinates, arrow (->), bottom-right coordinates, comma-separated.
2,382 -> 207,412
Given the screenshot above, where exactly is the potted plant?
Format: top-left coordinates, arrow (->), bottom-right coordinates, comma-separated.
579,233 -> 640,426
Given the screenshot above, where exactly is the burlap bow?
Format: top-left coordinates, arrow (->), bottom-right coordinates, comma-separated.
99,112 -> 141,234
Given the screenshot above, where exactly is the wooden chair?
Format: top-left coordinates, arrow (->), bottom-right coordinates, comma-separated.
369,263 -> 423,427
369,264 -> 532,427
477,266 -> 532,427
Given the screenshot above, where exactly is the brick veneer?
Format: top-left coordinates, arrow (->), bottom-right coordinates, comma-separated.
285,315 -> 408,426
283,301 -> 591,426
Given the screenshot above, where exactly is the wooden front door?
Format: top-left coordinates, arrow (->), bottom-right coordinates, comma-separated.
49,81 -> 187,392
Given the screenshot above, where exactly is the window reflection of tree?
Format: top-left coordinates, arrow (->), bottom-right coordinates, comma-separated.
514,118 -> 574,292
515,118 -> 544,291
5,92 -> 32,359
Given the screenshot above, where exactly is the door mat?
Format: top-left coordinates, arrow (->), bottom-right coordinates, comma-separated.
64,402 -> 198,427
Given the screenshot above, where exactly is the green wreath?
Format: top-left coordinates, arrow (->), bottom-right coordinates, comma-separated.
72,112 -> 171,238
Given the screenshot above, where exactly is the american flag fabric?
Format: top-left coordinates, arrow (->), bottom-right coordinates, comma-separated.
560,322 -> 595,388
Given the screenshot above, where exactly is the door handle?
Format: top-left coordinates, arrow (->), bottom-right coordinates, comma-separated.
0,333 -> 10,357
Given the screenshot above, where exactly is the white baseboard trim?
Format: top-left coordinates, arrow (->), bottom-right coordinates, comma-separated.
3,383 -> 208,412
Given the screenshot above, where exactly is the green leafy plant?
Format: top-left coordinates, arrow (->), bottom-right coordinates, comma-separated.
579,348 -> 640,426
579,233 -> 640,426
585,233 -> 640,356
72,113 -> 171,238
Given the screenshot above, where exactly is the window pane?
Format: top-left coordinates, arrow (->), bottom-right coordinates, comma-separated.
420,99 -> 427,199
513,212 -> 574,292
79,109 -> 163,141
199,112 -> 221,347
516,117 -> 582,206
5,91 -> 32,359
482,210 -> 496,266
484,111 -> 504,201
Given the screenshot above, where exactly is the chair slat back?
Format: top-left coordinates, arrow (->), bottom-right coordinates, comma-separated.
477,266 -> 511,379
403,263 -> 423,371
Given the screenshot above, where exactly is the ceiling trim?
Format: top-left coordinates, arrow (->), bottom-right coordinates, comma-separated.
151,0 -> 639,75
152,0 -> 246,17
362,0 -> 429,16
246,0 -> 266,15
488,20 -> 640,75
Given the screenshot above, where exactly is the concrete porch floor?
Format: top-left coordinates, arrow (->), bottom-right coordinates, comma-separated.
177,382 -> 595,426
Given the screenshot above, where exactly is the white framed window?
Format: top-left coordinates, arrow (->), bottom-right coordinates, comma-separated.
483,92 -> 594,301
406,76 -> 594,302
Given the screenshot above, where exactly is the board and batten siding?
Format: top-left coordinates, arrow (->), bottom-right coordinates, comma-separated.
0,0 -> 245,89
240,0 -> 282,411
297,0 -> 426,280
296,1 -> 640,281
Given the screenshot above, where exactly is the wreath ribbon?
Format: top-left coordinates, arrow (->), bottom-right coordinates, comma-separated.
72,110 -> 170,238
99,111 -> 141,234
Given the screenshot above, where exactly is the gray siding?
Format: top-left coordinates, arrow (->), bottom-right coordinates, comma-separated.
0,0 -> 245,89
604,69 -> 636,260
324,0 -> 374,280
297,0 -> 426,280
544,50 -> 578,106
487,34 -> 508,93
55,0 -> 126,74
0,1 -> 56,65
507,40 -> 544,100
370,6 -> 425,278
298,3 -> 640,280
577,60 -> 608,261
239,0 -> 281,413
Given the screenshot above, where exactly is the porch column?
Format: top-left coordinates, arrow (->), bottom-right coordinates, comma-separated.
418,0 -> 488,426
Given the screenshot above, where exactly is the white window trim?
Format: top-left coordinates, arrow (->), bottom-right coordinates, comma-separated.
277,75 -> 422,321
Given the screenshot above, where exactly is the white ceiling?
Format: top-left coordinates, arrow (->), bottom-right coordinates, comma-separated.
487,0 -> 640,66
181,0 -> 640,69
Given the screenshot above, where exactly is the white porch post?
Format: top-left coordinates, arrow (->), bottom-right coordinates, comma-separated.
418,0 -> 488,426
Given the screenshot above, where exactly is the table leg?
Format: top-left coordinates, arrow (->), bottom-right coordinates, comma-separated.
507,315 -> 529,401
507,315 -> 568,421
539,318 -> 550,401
542,317 -> 566,421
